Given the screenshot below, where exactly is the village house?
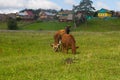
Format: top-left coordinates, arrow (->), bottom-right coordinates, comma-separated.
0,13 -> 16,22
98,8 -> 112,18
39,11 -> 55,21
16,10 -> 34,20
0,14 -> 7,22
58,10 -> 73,22
7,13 -> 16,19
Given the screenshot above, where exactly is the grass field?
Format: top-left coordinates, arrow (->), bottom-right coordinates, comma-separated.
75,18 -> 120,32
0,21 -> 73,31
19,21 -> 73,30
0,18 -> 120,31
0,22 -> 7,30
0,31 -> 120,80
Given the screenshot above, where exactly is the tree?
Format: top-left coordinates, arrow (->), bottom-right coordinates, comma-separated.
110,10 -> 115,17
93,11 -> 98,17
60,8 -> 64,12
73,0 -> 95,27
7,17 -> 18,30
74,0 -> 95,15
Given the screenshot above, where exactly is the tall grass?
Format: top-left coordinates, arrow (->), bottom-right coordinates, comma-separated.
0,31 -> 120,80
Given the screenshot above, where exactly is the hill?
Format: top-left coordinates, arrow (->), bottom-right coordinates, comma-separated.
0,18 -> 120,31
75,18 -> 120,32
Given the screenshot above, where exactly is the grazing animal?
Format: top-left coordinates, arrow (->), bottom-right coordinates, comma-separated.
61,34 -> 78,54
65,25 -> 71,34
51,43 -> 61,52
54,29 -> 66,44
51,30 -> 66,52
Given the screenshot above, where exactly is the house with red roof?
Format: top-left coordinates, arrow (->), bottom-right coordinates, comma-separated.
17,10 -> 34,20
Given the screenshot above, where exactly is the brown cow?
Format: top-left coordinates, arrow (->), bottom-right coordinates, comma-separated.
54,29 -> 66,44
61,34 -> 78,54
51,29 -> 66,52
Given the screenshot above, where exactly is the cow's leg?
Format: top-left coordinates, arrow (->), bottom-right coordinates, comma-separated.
62,44 -> 67,53
71,45 -> 76,54
58,40 -> 62,52
66,48 -> 68,53
62,44 -> 65,53
64,46 -> 68,54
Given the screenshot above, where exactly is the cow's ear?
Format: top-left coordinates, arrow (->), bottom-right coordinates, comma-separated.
57,44 -> 60,46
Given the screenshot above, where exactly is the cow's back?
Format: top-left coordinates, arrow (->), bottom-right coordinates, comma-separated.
61,34 -> 76,54
62,34 -> 75,44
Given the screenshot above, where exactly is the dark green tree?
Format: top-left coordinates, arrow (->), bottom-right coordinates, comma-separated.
7,17 -> 18,30
73,0 -> 95,27
73,0 -> 95,15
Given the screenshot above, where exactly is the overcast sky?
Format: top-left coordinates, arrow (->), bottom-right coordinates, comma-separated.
0,0 -> 120,13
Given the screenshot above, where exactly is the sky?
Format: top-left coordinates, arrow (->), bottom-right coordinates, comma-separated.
0,0 -> 120,13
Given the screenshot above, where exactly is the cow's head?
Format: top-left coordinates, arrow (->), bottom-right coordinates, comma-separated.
51,43 -> 60,52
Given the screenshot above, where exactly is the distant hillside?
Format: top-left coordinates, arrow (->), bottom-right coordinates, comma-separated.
0,18 -> 120,32
20,18 -> 120,32
75,18 -> 120,32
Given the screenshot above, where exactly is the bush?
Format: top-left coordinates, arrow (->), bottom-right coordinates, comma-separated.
16,17 -> 22,21
7,17 -> 18,30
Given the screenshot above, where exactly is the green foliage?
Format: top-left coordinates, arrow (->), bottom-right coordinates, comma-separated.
7,17 -> 18,30
73,0 -> 95,26
73,0 -> 95,14
0,31 -> 120,80
16,17 -> 22,21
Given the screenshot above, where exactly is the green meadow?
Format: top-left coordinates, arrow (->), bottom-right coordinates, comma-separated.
19,18 -> 120,31
0,31 -> 120,80
0,18 -> 120,31
0,18 -> 120,80
0,22 -> 7,30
